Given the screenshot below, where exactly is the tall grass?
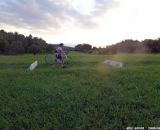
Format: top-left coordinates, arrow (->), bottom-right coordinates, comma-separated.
0,52 -> 160,129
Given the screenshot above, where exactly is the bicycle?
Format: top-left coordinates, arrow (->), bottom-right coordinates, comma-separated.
45,51 -> 73,67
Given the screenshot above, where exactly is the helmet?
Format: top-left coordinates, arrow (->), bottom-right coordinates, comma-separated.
59,43 -> 64,46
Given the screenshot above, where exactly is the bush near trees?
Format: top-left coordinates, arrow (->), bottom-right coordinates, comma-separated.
75,43 -> 92,52
144,38 -> 160,53
7,41 -> 25,55
0,38 -> 8,54
101,40 -> 147,54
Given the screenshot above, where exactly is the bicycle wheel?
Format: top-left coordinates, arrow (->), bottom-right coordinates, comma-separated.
64,56 -> 73,66
45,53 -> 56,65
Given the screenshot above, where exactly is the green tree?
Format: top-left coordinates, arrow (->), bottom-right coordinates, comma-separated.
28,44 -> 40,55
8,41 -> 25,54
75,43 -> 92,53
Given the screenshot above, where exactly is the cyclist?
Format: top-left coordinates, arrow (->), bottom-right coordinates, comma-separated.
54,43 -> 67,68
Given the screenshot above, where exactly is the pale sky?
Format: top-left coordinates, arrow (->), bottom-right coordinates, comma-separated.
1,0 -> 160,47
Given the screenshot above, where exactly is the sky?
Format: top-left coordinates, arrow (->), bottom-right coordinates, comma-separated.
1,0 -> 160,47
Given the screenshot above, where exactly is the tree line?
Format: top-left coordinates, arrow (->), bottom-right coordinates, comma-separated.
0,29 -> 74,55
1,29 -> 160,55
75,38 -> 160,54
0,29 -> 48,55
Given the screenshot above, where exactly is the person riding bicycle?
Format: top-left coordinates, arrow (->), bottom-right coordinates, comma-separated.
54,43 -> 67,68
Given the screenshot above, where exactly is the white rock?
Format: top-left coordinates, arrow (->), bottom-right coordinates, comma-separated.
29,60 -> 38,71
103,60 -> 123,68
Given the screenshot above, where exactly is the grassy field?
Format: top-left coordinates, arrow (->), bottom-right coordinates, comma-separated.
0,52 -> 160,130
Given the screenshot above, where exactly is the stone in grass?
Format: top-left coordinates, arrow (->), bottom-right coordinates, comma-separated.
29,60 -> 38,71
103,60 -> 123,68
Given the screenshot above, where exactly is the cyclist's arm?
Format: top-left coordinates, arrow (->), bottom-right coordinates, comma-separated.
62,50 -> 67,58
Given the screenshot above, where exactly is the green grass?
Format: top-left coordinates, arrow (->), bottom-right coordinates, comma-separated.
0,52 -> 160,130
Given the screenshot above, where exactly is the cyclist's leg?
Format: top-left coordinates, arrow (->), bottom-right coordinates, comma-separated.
60,57 -> 64,67
56,56 -> 64,67
53,54 -> 60,66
